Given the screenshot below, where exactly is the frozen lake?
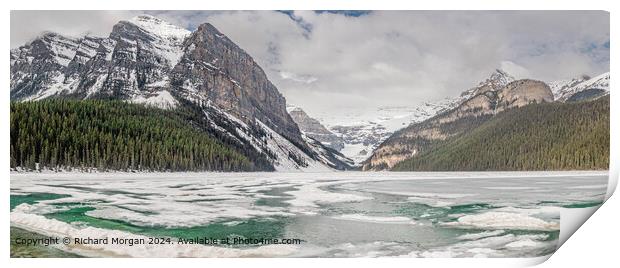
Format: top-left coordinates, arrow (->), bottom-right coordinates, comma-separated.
10,171 -> 608,257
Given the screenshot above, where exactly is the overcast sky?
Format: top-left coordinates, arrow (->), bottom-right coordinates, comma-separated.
11,10 -> 610,118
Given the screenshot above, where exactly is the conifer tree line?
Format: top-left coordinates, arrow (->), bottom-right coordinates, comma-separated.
393,96 -> 610,171
10,99 -> 263,172
10,96 -> 610,172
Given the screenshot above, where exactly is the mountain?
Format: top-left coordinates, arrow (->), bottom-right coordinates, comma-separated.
548,72 -> 610,102
393,96 -> 609,171
285,105 -> 354,169
364,69 -> 553,170
11,16 -> 190,103
329,122 -> 391,165
303,135 -> 355,170
322,69 -> 517,165
287,105 -> 345,151
457,68 -> 517,100
10,15 -> 349,172
325,102 -> 459,165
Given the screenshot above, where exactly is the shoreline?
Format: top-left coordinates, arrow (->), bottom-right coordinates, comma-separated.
10,227 -> 83,258
9,170 -> 609,180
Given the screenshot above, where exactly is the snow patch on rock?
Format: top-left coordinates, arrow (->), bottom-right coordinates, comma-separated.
131,90 -> 178,110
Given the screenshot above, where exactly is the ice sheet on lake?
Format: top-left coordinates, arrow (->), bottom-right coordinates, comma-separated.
10,171 -> 608,258
11,211 -> 298,257
444,212 -> 559,231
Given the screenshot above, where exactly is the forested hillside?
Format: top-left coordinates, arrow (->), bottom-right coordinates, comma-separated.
10,100 -> 274,172
393,97 -> 609,171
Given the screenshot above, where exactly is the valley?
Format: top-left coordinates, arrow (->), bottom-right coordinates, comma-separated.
10,15 -> 610,172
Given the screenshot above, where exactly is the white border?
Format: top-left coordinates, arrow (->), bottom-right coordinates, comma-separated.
2,1 -> 617,267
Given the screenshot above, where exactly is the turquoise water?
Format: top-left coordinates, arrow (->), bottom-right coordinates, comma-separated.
10,193 -> 70,210
48,205 -> 289,241
10,172 -> 607,258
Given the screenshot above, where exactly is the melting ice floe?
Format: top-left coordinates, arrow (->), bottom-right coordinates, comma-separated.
10,171 -> 607,257
444,212 -> 559,231
10,172 -> 376,227
457,230 -> 506,240
11,212 -> 298,257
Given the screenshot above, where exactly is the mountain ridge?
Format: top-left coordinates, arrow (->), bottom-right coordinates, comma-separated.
10,15 -> 608,172
287,105 -> 345,151
363,67 -> 609,170
548,72 -> 610,102
363,74 -> 555,170
393,96 -> 609,171
321,68 -> 518,165
10,15 -> 351,172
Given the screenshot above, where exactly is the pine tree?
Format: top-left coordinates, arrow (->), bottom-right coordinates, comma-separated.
10,99 -> 270,172
393,96 -> 610,171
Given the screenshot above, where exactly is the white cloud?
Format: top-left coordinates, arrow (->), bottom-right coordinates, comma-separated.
10,10 -> 138,45
279,71 -> 318,84
500,61 -> 531,79
11,11 -> 609,120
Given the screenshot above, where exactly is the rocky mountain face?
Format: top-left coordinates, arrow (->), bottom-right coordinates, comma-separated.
11,15 -> 189,104
10,15 -> 351,171
171,23 -> 305,147
323,95 -> 468,165
363,70 -> 554,170
548,72 -> 610,102
359,69 -> 609,170
321,69 -> 518,165
287,106 -> 345,151
303,135 -> 355,170
392,96 -> 610,171
330,123 -> 391,164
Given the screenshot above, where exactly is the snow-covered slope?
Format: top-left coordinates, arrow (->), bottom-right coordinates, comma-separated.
323,68 -> 516,165
130,90 -> 179,109
287,105 -> 344,151
303,135 -> 355,171
10,15 -> 190,106
198,102 -> 346,172
549,72 -> 610,102
365,74 -> 554,170
10,15 -> 347,172
255,121 -> 333,172
127,15 -> 190,68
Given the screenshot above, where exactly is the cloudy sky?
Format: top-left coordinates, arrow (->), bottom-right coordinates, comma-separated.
11,11 -> 610,119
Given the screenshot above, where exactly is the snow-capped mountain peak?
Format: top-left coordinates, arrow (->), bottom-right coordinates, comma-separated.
480,68 -> 516,88
580,72 -> 610,91
548,72 -> 610,102
287,104 -> 345,152
461,68 -> 517,99
20,32 -> 82,67
11,15 -> 352,172
323,66 -> 520,165
548,76 -> 589,98
115,15 -> 190,68
127,15 -> 191,42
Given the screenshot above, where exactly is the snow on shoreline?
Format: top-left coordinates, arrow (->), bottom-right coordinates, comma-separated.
9,170 -> 609,177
